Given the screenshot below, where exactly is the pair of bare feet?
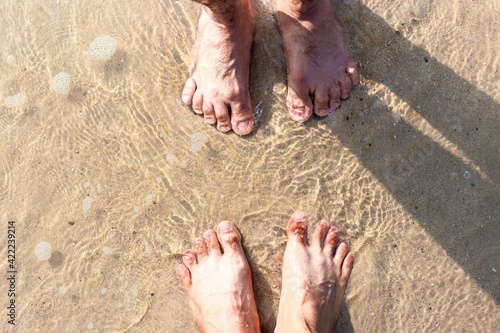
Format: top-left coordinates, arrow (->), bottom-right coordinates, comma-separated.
181,0 -> 358,135
177,212 -> 354,332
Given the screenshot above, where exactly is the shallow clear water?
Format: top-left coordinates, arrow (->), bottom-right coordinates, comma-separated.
0,0 -> 499,332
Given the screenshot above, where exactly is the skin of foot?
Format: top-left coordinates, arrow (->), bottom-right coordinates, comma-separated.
275,212 -> 354,333
177,221 -> 261,333
181,0 -> 255,135
276,0 -> 358,122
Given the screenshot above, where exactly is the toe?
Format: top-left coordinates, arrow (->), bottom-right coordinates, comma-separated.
311,219 -> 330,249
231,103 -> 254,136
203,102 -> 217,125
177,263 -> 192,290
286,211 -> 309,245
333,241 -> 349,267
216,221 -> 243,255
287,86 -> 313,122
192,89 -> 203,114
338,75 -> 352,99
182,250 -> 197,268
203,229 -> 222,256
324,226 -> 340,254
193,237 -> 208,260
182,76 -> 196,105
313,88 -> 330,116
214,102 -> 231,132
346,63 -> 358,86
341,252 -> 354,285
329,86 -> 341,110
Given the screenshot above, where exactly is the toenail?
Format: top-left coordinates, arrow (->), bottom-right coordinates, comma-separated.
330,227 -> 339,234
331,101 -> 340,109
205,118 -> 216,124
194,109 -> 202,114
219,221 -> 233,233
220,126 -> 230,132
292,212 -> 308,222
320,220 -> 329,226
319,108 -> 327,115
293,107 -> 305,114
237,121 -> 250,130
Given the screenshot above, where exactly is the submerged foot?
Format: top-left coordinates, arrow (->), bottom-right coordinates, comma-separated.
177,221 -> 261,333
275,212 -> 354,333
181,0 -> 255,135
276,0 -> 358,121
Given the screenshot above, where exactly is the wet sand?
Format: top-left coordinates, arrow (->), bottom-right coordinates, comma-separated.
0,0 -> 499,332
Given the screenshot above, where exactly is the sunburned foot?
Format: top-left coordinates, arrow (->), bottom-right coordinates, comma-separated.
276,0 -> 358,122
275,212 -> 354,333
181,0 -> 255,135
177,221 -> 261,333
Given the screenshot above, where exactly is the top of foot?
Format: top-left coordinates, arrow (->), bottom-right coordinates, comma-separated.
275,212 -> 354,333
181,1 -> 255,135
276,0 -> 358,122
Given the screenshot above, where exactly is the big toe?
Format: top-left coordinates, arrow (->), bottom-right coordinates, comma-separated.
231,102 -> 254,135
286,211 -> 309,245
287,86 -> 313,122
216,221 -> 243,255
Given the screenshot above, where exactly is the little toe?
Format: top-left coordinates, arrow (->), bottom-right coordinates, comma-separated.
324,226 -> 340,254
176,263 -> 192,290
313,88 -> 330,116
192,89 -> 203,114
182,76 -> 196,105
231,103 -> 254,136
338,76 -> 352,99
346,64 -> 358,86
341,252 -> 354,285
216,221 -> 243,255
214,102 -> 231,132
182,250 -> 197,268
333,241 -> 350,267
287,87 -> 313,122
203,229 -> 222,256
203,102 -> 217,125
286,211 -> 309,245
193,237 -> 208,260
311,219 -> 330,249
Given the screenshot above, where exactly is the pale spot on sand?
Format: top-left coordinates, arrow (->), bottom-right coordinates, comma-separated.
101,288 -> 107,294
4,92 -> 26,108
146,194 -> 153,204
145,245 -> 153,253
59,286 -> 67,294
191,132 -> 207,153
155,177 -> 162,183
52,72 -> 71,95
88,322 -> 94,330
84,181 -> 90,188
180,160 -> 187,168
166,154 -> 177,163
134,206 -> 139,212
97,183 -> 101,193
130,284 -> 138,297
87,35 -> 117,61
82,196 -> 92,214
102,246 -> 111,255
35,242 -> 52,261
7,54 -> 15,64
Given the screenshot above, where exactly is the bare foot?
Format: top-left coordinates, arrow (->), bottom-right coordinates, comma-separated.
276,0 -> 358,121
275,212 -> 354,333
181,0 -> 255,135
177,221 -> 261,332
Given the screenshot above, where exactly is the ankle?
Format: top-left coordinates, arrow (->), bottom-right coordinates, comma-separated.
201,0 -> 249,26
276,0 -> 323,16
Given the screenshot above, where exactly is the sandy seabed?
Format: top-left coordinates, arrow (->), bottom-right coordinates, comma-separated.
0,0 -> 499,332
